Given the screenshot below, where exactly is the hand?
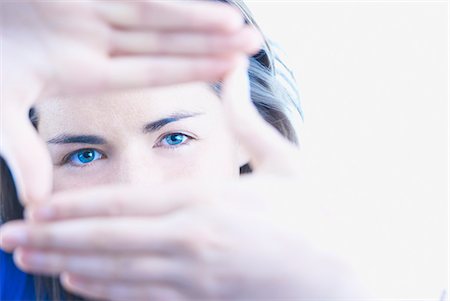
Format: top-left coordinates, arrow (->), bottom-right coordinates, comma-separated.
0,58 -> 363,300
0,0 -> 262,204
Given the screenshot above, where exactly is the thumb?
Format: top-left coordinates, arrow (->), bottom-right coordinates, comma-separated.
221,56 -> 300,175
1,111 -> 52,205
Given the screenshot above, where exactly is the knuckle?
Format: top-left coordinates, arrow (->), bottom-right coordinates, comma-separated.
30,226 -> 55,248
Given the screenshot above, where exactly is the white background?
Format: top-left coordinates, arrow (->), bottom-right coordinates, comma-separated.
246,0 -> 448,299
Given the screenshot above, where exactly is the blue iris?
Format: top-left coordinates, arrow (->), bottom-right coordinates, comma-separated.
163,133 -> 187,146
69,149 -> 102,165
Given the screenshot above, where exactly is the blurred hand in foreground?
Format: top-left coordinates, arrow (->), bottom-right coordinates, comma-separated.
0,58 -> 364,300
1,0 -> 262,204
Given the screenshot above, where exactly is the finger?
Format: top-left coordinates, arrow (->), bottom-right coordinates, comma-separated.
104,56 -> 234,90
25,182 -> 214,221
109,27 -> 262,56
15,248 -> 189,284
221,56 -> 300,174
0,220 -> 25,252
61,273 -> 186,301
94,0 -> 243,33
1,111 -> 52,204
0,218 -> 194,254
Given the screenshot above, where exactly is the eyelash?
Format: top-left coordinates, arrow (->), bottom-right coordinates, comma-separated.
154,132 -> 194,150
61,132 -> 194,166
61,148 -> 104,167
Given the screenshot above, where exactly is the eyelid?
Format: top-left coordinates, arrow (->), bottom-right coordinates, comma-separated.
154,132 -> 196,149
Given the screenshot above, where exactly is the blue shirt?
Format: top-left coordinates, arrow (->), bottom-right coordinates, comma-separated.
0,249 -> 35,300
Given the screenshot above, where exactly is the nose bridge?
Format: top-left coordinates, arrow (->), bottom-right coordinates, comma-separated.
113,142 -> 162,185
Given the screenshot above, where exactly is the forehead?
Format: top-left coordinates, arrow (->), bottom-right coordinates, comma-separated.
36,83 -> 221,135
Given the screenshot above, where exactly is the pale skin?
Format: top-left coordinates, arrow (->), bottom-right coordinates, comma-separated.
0,0 -> 262,205
38,83 -> 243,191
1,1 -> 363,298
0,59 -> 363,300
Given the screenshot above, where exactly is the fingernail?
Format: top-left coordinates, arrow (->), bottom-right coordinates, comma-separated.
0,226 -> 28,250
61,273 -> 85,288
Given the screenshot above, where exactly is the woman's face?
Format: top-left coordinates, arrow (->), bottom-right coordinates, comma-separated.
36,83 -> 244,192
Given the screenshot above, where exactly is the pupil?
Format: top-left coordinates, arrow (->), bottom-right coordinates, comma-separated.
168,134 -> 182,144
79,150 -> 94,162
83,151 -> 93,158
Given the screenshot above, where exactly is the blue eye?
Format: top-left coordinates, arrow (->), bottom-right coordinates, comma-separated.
66,149 -> 103,166
160,133 -> 189,148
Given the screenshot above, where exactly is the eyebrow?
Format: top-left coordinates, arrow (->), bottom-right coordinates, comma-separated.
143,111 -> 203,133
47,135 -> 106,145
46,112 -> 204,144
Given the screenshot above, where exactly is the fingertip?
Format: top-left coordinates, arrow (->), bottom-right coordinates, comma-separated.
12,247 -> 26,270
234,54 -> 250,72
3,120 -> 53,206
60,272 -> 85,292
60,272 -> 75,292
222,55 -> 249,82
60,272 -> 70,286
0,222 -> 28,252
241,28 -> 264,55
218,4 -> 246,34
224,54 -> 251,99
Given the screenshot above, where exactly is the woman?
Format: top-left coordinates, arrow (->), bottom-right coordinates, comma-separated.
1,1 -> 363,300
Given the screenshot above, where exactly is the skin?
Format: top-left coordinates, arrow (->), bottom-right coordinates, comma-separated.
37,83 -> 244,192
1,1 -> 364,299
0,60 -> 364,300
1,0 -> 261,205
